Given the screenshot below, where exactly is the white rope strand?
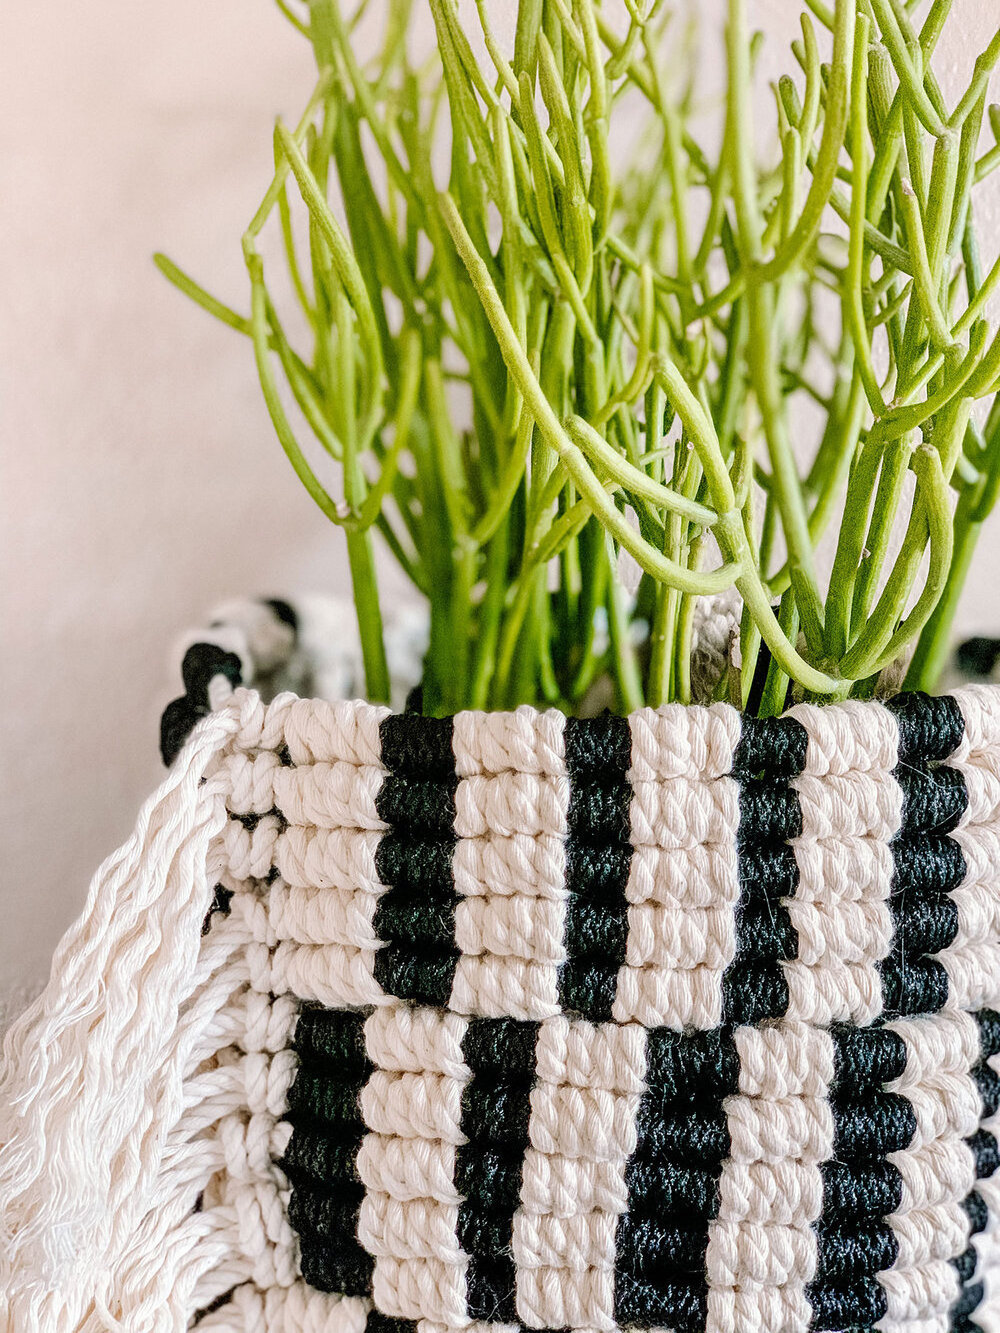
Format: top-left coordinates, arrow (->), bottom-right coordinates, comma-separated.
0,699 -> 246,1329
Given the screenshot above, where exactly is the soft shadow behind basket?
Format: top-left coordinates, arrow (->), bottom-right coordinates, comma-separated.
3,596 -> 1000,1333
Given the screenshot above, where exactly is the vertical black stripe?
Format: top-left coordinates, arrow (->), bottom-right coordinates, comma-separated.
615,1028 -> 739,1331
281,1008 -> 373,1295
880,692 -> 967,1018
373,714 -> 460,1005
456,1018 -> 540,1322
558,713 -> 633,1021
615,713 -> 807,1333
808,1025 -> 911,1329
724,713 -> 807,1027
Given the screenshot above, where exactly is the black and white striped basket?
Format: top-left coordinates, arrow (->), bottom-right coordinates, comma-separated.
3,596 -> 1000,1333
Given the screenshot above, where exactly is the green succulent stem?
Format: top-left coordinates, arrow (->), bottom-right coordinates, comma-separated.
160,0 -> 1000,714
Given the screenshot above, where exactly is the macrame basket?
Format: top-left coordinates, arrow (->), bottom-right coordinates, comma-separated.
4,597 -> 1000,1333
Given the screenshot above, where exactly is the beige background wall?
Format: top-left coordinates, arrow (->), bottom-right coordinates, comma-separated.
3,2 -> 1000,999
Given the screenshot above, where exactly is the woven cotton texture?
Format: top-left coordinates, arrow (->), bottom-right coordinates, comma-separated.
4,676 -> 1000,1333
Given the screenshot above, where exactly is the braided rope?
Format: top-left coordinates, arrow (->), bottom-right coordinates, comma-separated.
2,605 -> 1000,1332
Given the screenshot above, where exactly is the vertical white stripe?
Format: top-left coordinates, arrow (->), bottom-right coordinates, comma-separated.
943,689 -> 1000,1011
973,1183 -> 1000,1333
977,1069 -> 1000,1332
450,708 -> 568,1019
280,697 -> 390,767
615,704 -> 741,1028
198,897 -> 301,1300
878,1011 -> 980,1330
513,1018 -> 647,1331
195,1285 -> 372,1333
357,1004 -> 470,1326
706,1021 -> 835,1333
784,700 -> 900,1026
270,709 -> 390,1008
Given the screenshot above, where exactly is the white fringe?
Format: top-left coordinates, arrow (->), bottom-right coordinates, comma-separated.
0,702 -> 244,1331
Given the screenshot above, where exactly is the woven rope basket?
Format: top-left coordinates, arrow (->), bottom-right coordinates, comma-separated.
4,598 -> 1000,1333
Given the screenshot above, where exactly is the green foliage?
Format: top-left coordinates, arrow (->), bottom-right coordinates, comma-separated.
160,0 -> 1000,714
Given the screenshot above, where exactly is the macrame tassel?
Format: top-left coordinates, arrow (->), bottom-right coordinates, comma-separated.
0,701 -> 243,1329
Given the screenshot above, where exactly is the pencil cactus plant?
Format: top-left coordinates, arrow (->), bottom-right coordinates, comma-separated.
160,0 -> 1000,716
